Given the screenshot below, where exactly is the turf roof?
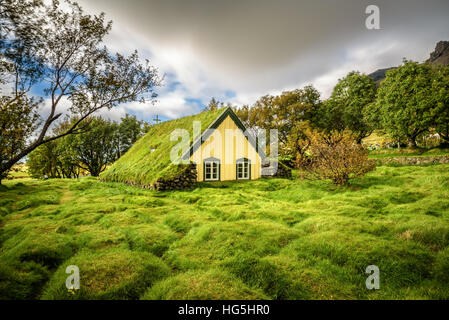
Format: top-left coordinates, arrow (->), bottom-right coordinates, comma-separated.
100,108 -> 226,186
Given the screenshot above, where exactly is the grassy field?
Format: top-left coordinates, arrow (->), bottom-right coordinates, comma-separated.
1,165 -> 449,300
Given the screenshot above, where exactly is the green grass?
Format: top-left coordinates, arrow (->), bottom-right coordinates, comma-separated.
1,165 -> 449,300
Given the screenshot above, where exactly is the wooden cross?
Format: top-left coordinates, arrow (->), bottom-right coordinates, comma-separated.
153,115 -> 161,124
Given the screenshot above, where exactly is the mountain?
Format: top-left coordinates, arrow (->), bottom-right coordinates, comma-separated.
368,40 -> 449,82
426,40 -> 449,66
367,67 -> 395,82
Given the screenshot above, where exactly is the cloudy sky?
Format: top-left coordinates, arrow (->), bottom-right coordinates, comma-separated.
77,0 -> 449,122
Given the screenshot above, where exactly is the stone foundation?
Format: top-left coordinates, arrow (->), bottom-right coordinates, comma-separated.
153,164 -> 197,191
377,155 -> 449,166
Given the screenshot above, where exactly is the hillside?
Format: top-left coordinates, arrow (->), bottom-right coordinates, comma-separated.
367,67 -> 395,83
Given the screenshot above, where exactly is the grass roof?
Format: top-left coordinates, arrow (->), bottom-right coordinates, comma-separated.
100,108 -> 225,186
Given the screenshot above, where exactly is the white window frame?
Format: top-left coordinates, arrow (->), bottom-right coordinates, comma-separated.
236,158 -> 250,180
204,159 -> 220,181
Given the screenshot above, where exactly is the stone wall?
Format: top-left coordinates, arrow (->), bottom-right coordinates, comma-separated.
377,155 -> 449,166
153,164 -> 197,191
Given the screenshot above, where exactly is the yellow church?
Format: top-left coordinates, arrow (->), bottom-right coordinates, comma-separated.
100,106 -> 268,190
181,107 -> 265,182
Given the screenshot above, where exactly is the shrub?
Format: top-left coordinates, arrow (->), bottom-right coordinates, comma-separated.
297,129 -> 376,185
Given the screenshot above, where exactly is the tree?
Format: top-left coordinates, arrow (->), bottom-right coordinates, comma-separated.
235,86 -> 321,157
376,60 -> 436,148
27,139 -> 61,178
70,117 -> 117,177
27,119 -> 84,178
0,0 -> 44,181
0,0 -> 160,182
53,120 -> 84,178
203,97 -> 223,111
27,114 -> 146,178
112,114 -> 145,158
318,71 -> 377,143
0,95 -> 41,181
297,129 -> 376,186
432,65 -> 449,145
233,104 -> 260,139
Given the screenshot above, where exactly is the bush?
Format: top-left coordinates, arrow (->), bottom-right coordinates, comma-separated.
297,129 -> 376,185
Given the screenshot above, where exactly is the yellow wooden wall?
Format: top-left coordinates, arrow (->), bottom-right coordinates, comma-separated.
191,115 -> 261,181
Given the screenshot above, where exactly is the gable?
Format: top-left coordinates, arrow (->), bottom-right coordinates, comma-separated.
181,107 -> 265,161
190,113 -> 261,164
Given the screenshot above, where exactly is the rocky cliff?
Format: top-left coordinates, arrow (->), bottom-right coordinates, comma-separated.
426,41 -> 449,66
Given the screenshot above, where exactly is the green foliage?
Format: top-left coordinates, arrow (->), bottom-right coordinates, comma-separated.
113,114 -> 148,158
70,117 -> 117,177
235,85 -> 321,157
100,108 -> 225,186
0,95 -> 41,181
27,140 -> 61,178
433,247 -> 449,283
203,97 -> 224,111
376,60 -> 439,148
369,147 -> 449,159
318,71 -> 377,142
27,115 -> 148,178
431,65 -> 449,143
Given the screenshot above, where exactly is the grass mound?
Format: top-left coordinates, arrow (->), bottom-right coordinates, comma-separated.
41,248 -> 170,299
0,230 -> 77,299
141,269 -> 268,300
118,225 -> 179,257
222,253 -> 310,299
100,108 -> 224,186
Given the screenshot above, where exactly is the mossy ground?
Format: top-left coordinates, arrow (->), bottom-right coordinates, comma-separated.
1,164 -> 449,299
